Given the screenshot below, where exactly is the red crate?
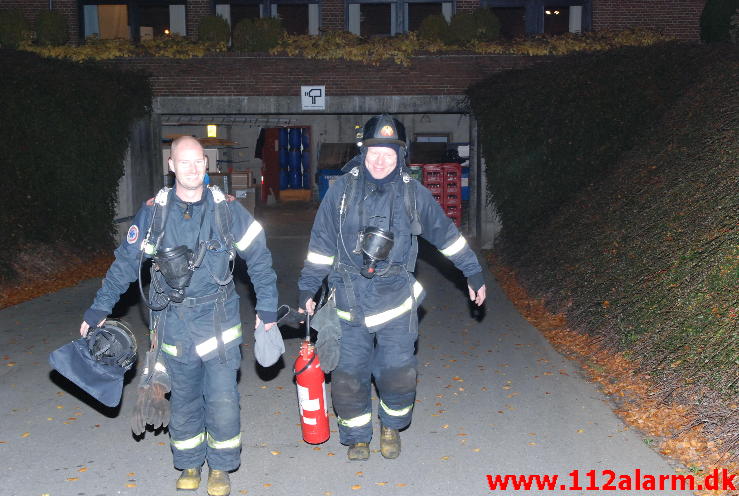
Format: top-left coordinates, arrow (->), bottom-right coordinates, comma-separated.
445,193 -> 461,206
425,183 -> 443,195
444,180 -> 460,195
442,163 -> 461,181
422,165 -> 443,183
446,211 -> 462,227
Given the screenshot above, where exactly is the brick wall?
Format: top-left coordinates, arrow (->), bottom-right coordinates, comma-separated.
456,0 -> 479,14
320,0 -> 345,31
1,0 -> 78,44
107,54 -> 545,97
592,0 -> 704,40
186,0 -> 212,40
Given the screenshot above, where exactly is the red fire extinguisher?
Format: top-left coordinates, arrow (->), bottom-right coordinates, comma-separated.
294,310 -> 330,444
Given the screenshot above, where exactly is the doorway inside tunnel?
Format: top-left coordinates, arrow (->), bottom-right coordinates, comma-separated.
157,113 -> 475,235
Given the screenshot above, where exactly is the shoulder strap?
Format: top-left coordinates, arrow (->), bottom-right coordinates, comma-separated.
142,187 -> 171,256
209,186 -> 235,257
401,173 -> 421,272
339,166 -> 360,225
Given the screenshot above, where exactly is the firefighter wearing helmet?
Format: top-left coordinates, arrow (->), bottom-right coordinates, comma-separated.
298,114 -> 487,460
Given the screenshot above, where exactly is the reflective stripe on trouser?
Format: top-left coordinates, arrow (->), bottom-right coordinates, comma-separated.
161,324 -> 242,358
331,315 -> 418,445
336,281 -> 424,327
163,344 -> 242,471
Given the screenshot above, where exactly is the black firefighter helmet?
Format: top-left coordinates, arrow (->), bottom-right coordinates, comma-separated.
49,320 -> 137,407
356,114 -> 407,148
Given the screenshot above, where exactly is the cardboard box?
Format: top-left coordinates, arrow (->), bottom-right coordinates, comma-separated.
231,171 -> 253,189
235,188 -> 255,213
279,189 -> 312,202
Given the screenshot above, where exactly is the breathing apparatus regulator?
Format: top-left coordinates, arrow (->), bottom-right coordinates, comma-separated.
152,243 -> 208,303
354,226 -> 394,278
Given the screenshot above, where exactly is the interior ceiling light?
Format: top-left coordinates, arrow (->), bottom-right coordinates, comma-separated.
545,9 -> 551,14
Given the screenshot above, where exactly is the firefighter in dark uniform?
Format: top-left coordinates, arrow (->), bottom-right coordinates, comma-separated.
80,136 -> 278,496
298,115 -> 486,461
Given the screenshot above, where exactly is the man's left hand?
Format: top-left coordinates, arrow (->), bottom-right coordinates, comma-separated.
256,315 -> 277,331
468,284 -> 487,306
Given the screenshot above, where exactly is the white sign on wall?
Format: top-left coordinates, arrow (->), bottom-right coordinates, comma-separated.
301,85 -> 326,110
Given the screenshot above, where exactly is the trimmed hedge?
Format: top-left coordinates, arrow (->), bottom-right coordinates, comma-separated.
0,8 -> 29,48
35,10 -> 68,46
0,49 -> 151,280
198,14 -> 230,44
467,43 -> 717,241
232,17 -> 284,52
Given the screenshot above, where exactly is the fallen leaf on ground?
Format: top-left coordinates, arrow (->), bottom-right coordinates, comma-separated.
20,432 -> 29,438
270,451 -> 280,455
66,478 -> 78,482
351,484 -> 361,490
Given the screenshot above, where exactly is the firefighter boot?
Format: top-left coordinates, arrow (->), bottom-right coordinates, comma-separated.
176,468 -> 201,490
380,426 -> 401,459
347,442 -> 370,461
207,469 -> 231,496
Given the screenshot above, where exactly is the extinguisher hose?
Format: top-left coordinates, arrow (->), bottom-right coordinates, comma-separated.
294,351 -> 317,377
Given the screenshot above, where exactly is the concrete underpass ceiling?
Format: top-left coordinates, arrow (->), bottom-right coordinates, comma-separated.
161,115 -> 296,126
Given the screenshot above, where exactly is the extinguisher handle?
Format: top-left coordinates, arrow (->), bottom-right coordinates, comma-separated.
305,310 -> 311,342
294,350 -> 316,376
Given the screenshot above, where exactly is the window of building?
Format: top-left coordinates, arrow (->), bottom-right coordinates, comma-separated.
480,0 -> 590,35
347,0 -> 396,36
488,7 -> 525,39
217,0 -> 318,35
348,0 -> 452,35
83,3 -> 130,39
81,1 -> 185,41
407,3 -> 441,32
277,4 -> 308,34
215,1 -> 262,28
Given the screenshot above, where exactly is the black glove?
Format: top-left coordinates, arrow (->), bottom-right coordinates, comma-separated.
277,304 -> 305,328
83,307 -> 108,328
131,383 -> 170,434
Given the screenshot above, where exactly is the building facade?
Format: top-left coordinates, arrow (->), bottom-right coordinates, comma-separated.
1,0 -> 705,43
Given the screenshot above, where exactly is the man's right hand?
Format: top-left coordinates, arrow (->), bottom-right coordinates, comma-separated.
81,308 -> 109,337
300,298 -> 316,316
80,319 -> 106,337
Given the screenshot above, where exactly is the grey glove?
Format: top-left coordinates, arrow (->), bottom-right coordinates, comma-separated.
311,292 -> 342,372
254,320 -> 285,367
131,350 -> 171,435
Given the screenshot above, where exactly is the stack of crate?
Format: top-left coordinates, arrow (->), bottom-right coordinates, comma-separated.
421,163 -> 462,227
